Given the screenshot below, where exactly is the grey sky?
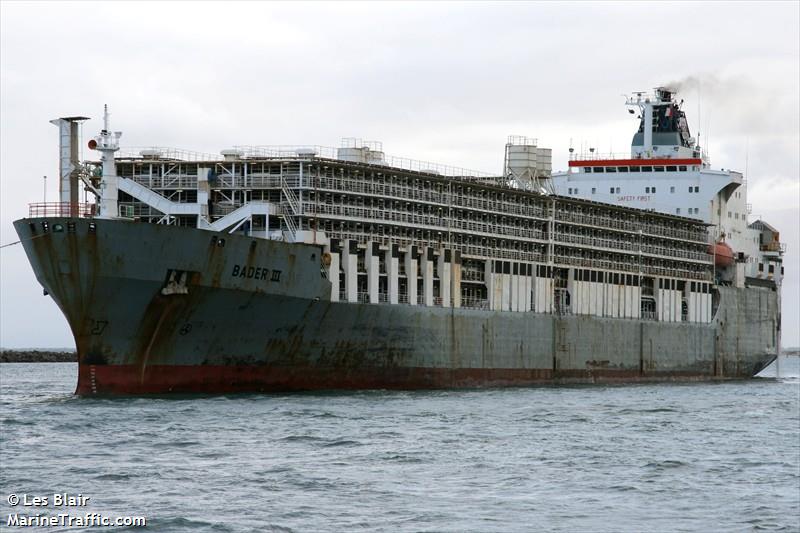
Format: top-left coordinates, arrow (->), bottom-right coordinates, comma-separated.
1,1 -> 798,347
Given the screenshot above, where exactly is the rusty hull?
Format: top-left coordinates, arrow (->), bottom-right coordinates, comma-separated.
13,217 -> 779,395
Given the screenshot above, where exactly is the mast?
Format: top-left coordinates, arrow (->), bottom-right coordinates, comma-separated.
89,105 -> 122,219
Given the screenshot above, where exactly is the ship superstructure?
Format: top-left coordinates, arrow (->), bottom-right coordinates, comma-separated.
551,88 -> 785,288
12,89 -> 783,394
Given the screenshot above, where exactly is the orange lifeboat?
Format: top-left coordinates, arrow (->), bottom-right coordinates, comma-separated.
708,241 -> 735,267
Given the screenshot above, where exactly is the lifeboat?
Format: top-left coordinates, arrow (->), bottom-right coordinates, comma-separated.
708,241 -> 735,267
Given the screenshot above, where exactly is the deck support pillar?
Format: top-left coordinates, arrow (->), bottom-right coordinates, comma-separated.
438,248 -> 451,307
367,241 -> 380,304
343,239 -> 358,303
386,244 -> 399,305
405,246 -> 418,306
451,250 -> 461,308
421,247 -> 434,307
326,240 -> 341,302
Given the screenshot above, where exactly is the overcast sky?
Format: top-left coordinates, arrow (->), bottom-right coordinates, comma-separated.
1,1 -> 798,348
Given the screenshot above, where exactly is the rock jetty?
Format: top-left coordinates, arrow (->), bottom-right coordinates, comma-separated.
0,350 -> 77,363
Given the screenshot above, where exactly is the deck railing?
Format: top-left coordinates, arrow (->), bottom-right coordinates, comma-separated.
28,202 -> 96,218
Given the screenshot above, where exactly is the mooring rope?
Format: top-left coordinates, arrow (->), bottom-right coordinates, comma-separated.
0,232 -> 50,249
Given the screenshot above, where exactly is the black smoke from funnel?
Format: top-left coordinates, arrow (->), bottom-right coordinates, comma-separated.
660,73 -> 794,137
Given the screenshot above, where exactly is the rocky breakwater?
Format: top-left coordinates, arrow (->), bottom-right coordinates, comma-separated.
1,350 -> 78,362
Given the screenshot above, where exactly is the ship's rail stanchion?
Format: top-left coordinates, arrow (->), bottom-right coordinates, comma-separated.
28,202 -> 96,218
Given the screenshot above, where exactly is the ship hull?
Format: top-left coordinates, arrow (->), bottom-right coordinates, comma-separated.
78,365 -> 711,395
14,218 -> 779,395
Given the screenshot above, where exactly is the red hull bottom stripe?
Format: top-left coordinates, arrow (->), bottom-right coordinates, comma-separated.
76,364 -> 715,395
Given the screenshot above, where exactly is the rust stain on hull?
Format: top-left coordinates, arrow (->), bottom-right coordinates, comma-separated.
138,296 -> 181,382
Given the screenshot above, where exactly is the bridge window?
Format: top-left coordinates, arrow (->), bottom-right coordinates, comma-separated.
606,167 -> 616,173
679,165 -> 687,171
584,167 -> 592,173
630,166 -> 640,172
670,186 -> 675,193
666,166 -> 677,172
654,166 -> 664,172
641,166 -> 653,172
617,167 -> 629,172
594,167 -> 604,173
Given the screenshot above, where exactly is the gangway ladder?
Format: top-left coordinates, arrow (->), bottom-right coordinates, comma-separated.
280,176 -> 299,241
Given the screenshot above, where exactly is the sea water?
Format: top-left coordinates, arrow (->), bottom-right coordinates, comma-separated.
1,359 -> 798,532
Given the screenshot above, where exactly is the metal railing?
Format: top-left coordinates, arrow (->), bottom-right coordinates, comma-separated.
281,177 -> 300,214
461,297 -> 489,310
235,145 -> 339,159
555,303 -> 572,316
280,177 -> 300,239
279,203 -> 298,237
130,175 -> 198,190
760,242 -> 786,253
118,146 -> 220,162
28,202 -> 96,218
234,144 -> 493,179
568,150 -> 708,162
569,151 -> 634,161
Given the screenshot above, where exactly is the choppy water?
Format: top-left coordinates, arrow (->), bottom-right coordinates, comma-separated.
1,360 -> 798,532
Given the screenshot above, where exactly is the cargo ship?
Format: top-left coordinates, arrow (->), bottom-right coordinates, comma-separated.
13,88 -> 784,394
